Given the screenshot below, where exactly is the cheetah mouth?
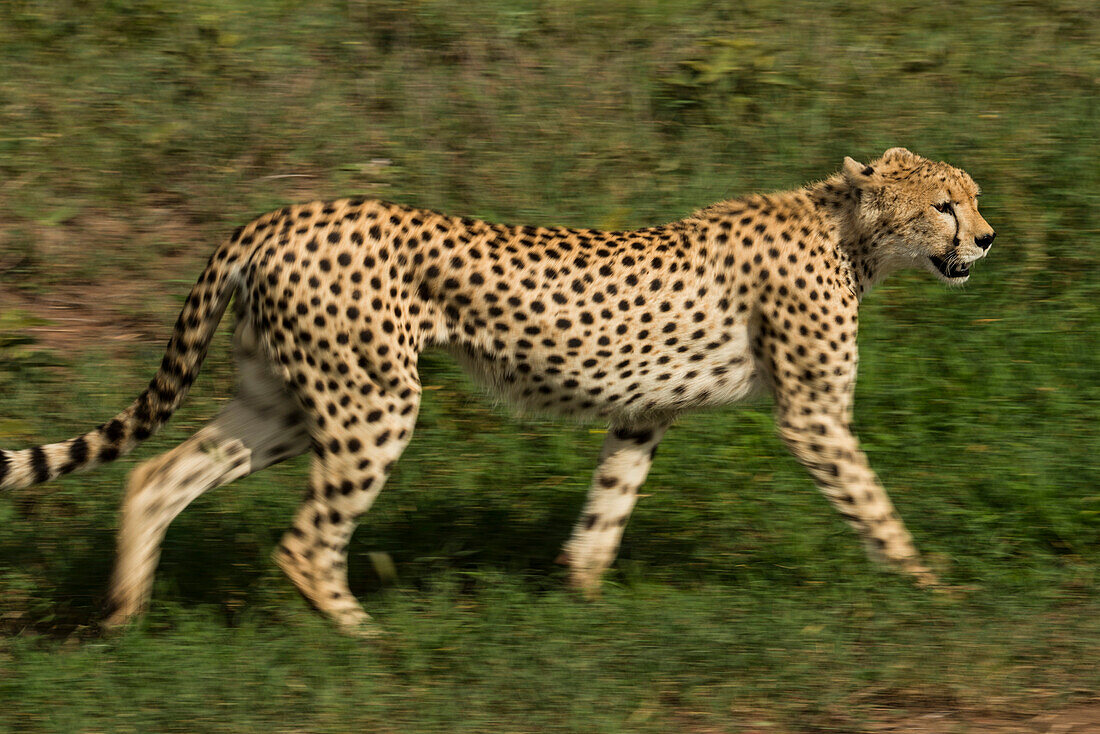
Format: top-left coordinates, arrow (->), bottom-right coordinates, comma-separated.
928,254 -> 970,280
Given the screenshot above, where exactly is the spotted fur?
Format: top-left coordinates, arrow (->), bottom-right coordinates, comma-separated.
0,148 -> 994,635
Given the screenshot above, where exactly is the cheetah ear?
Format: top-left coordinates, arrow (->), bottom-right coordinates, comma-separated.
881,147 -> 915,162
842,156 -> 876,186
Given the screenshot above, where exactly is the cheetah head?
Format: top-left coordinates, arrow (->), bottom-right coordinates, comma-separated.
841,147 -> 995,285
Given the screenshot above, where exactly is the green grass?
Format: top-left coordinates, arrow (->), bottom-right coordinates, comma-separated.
1,1 -> 1098,731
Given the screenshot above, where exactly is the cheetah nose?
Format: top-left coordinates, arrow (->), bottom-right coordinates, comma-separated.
975,232 -> 995,250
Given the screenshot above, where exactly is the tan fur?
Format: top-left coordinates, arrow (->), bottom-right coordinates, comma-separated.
1,149 -> 994,635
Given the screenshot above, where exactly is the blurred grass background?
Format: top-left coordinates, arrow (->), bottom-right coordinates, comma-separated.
0,0 -> 1098,731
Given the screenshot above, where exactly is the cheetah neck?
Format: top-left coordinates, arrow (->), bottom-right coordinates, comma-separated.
805,175 -> 887,302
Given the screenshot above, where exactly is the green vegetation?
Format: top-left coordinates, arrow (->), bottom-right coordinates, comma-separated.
1,1 -> 1098,730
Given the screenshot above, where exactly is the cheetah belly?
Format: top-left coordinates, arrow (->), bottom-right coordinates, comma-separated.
674,322 -> 762,408
448,321 -> 760,421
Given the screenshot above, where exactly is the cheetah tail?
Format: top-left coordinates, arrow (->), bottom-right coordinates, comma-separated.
0,238 -> 247,491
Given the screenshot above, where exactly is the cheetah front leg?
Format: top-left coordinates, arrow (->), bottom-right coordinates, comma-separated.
778,409 -> 938,587
560,423 -> 667,596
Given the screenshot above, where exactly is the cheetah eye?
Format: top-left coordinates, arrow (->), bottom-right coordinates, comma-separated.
932,201 -> 953,214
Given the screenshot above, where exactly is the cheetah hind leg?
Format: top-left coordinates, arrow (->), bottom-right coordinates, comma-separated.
274,377 -> 421,638
560,422 -> 667,597
104,391 -> 310,630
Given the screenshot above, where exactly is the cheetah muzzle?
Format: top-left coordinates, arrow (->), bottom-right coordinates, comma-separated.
928,253 -> 971,280
1,147 -> 995,636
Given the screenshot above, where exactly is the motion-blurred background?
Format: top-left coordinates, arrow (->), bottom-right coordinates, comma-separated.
0,1 -> 1097,731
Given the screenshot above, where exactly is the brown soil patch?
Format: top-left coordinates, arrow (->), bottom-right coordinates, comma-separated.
713,699 -> 1100,734
0,206 -> 212,356
863,701 -> 1100,733
0,283 -> 165,356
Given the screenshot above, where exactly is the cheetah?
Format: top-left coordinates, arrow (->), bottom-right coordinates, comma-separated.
0,147 -> 995,636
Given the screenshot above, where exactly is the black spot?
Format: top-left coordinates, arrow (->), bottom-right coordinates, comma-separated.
0,451 -> 8,486
612,426 -> 653,444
